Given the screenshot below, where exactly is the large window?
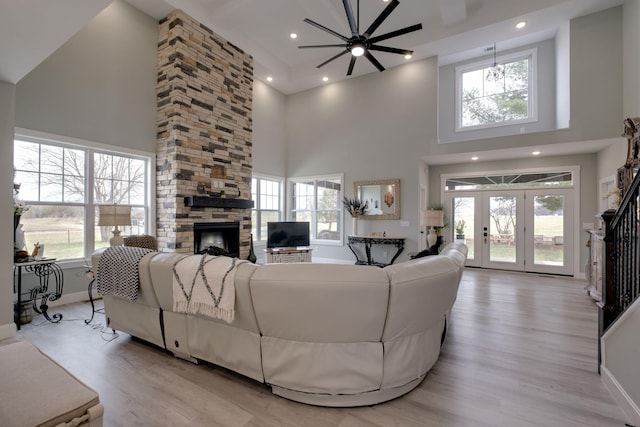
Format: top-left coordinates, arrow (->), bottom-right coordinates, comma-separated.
289,175 -> 343,243
13,133 -> 152,262
456,48 -> 537,131
251,175 -> 283,241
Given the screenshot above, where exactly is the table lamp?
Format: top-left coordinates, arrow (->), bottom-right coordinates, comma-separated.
422,209 -> 444,248
98,204 -> 131,246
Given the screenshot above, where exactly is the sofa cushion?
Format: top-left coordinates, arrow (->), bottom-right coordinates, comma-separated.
382,255 -> 460,341
250,263 -> 389,342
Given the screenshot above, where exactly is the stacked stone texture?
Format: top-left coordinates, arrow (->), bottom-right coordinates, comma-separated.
156,10 -> 253,255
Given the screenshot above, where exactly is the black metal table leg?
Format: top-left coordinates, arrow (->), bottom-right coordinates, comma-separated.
85,277 -> 97,324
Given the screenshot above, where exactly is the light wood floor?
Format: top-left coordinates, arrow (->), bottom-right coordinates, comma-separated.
4,269 -> 630,426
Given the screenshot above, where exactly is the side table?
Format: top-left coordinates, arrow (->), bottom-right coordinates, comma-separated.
347,235 -> 405,267
13,258 -> 64,330
84,264 -> 103,324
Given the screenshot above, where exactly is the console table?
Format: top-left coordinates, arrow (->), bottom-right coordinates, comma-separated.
13,259 -> 64,330
347,235 -> 405,267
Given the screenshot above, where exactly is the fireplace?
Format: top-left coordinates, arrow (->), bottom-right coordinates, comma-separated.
194,222 -> 240,257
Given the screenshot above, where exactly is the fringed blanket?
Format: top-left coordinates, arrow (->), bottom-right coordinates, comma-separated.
172,255 -> 247,324
96,246 -> 153,301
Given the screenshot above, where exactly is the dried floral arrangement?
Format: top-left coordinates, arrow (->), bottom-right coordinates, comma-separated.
342,196 -> 369,218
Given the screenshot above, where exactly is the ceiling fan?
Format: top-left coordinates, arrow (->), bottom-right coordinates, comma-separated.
298,0 -> 423,76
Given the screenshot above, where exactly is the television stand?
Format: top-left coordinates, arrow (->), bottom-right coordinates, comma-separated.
264,247 -> 313,264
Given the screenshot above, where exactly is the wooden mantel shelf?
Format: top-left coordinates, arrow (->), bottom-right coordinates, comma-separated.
184,196 -> 254,209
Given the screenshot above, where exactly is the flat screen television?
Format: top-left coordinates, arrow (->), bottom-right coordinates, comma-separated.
267,221 -> 310,249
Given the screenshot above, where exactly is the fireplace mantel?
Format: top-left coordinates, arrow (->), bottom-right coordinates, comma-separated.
184,196 -> 254,209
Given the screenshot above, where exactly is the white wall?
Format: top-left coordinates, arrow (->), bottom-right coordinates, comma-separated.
570,6 -> 623,141
624,0 -> 640,117
601,299 -> 640,425
15,0 -> 158,153
253,80 -> 287,176
556,22 -> 571,129
12,0 -> 158,299
438,38 -> 558,143
0,81 -> 16,339
598,1 -> 640,422
422,7 -> 622,161
285,59 -> 439,261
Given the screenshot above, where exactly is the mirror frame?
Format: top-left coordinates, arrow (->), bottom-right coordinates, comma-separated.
354,179 -> 401,220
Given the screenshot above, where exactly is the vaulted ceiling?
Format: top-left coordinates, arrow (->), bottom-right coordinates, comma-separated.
0,0 -> 623,94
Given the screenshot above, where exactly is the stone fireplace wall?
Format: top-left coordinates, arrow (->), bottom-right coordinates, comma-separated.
156,10 -> 253,255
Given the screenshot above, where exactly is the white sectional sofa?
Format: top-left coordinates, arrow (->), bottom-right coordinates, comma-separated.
93,242 -> 467,407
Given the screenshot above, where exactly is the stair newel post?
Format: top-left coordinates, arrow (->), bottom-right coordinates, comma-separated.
598,209 -> 617,372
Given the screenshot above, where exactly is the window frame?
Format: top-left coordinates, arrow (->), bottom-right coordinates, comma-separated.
251,174 -> 285,242
455,48 -> 538,132
288,174 -> 344,246
14,128 -> 155,266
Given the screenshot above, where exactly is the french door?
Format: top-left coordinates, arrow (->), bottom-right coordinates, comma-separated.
448,188 -> 574,275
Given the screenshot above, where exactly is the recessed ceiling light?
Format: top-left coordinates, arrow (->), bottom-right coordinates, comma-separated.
322,76 -> 329,82
404,54 -> 412,60
471,156 -> 479,161
290,33 -> 298,39
266,76 -> 273,82
516,21 -> 527,29
532,151 -> 541,156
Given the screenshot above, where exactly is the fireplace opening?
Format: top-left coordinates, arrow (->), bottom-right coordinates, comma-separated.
194,222 -> 240,257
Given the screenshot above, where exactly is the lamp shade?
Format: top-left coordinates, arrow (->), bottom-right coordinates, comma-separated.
98,205 -> 132,227
422,209 -> 444,227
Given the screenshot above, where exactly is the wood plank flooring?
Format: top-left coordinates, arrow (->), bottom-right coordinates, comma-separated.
3,268 -> 630,426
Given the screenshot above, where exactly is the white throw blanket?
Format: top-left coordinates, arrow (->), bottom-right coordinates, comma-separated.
172,255 -> 246,323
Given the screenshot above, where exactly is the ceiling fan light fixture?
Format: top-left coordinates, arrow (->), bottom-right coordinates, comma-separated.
351,43 -> 365,57
299,0 -> 422,76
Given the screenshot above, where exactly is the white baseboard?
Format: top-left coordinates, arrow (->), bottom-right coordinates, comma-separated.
49,291 -> 100,307
0,322 -> 17,341
601,365 -> 640,426
1,292 -> 96,339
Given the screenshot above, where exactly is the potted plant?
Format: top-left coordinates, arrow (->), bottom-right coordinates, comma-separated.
343,196 -> 368,236
455,219 -> 466,240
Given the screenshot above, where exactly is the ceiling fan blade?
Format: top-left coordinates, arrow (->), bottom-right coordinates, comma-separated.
304,18 -> 349,42
317,49 -> 350,68
364,50 -> 385,72
347,56 -> 357,76
299,44 -> 348,49
368,45 -> 413,55
368,23 -> 422,44
363,0 -> 400,38
342,0 -> 359,37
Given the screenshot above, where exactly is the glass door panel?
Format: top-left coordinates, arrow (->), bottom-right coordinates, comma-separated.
533,195 -> 564,266
482,191 -> 524,271
488,195 -> 517,263
525,189 -> 573,275
444,184 -> 574,275
452,196 -> 475,261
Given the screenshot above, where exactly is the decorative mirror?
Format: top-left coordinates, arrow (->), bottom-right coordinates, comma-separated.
354,179 -> 400,220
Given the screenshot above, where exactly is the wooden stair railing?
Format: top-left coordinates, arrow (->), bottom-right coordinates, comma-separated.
600,167 -> 640,342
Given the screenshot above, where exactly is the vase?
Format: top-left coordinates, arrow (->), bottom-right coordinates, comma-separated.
14,214 -> 20,231
15,224 -> 26,250
352,217 -> 359,236
247,233 -> 257,263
